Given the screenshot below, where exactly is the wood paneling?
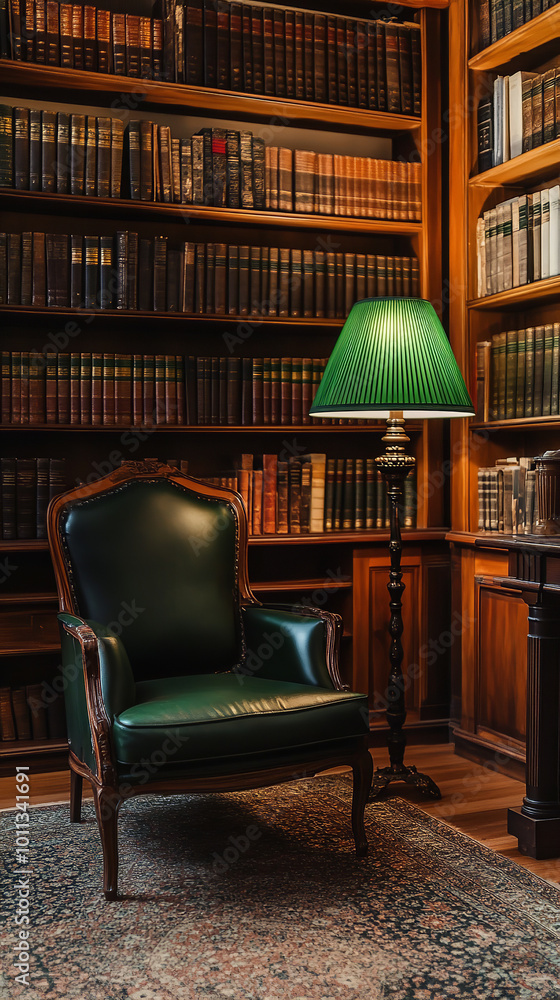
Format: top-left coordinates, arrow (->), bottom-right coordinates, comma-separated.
476,584 -> 528,744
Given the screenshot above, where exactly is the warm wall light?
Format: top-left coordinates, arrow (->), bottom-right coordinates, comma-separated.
310,298 -> 474,800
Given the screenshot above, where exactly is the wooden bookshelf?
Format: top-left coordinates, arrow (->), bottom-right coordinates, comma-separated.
0,0 -> 449,767
448,0 -> 560,771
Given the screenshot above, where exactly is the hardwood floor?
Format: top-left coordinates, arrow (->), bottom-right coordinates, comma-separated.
2,743 -> 559,886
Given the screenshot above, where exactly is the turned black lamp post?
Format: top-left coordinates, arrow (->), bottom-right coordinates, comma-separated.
309,298 -> 474,800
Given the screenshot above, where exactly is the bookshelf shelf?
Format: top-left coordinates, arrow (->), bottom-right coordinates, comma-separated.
470,416 -> 560,432
467,6 -> 560,72
251,578 -> 353,592
469,138 -> 560,188
0,643 -> 60,656
0,737 -> 67,755
0,303 -> 346,327
2,422 -> 423,433
0,189 -> 421,234
0,593 -> 57,605
467,276 -> 560,310
0,60 -> 422,134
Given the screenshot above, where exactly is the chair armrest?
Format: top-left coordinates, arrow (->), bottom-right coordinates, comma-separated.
239,604 -> 347,690
58,613 -> 134,783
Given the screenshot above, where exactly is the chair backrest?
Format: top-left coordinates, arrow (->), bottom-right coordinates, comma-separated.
48,463 -> 254,681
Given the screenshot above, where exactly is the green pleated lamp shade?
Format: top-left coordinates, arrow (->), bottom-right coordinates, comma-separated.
309,298 -> 474,419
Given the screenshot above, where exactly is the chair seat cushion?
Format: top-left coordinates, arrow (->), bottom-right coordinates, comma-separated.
112,674 -> 369,765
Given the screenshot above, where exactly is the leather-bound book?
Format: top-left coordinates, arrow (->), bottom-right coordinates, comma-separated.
336,19 -> 347,105
211,127 -> 227,206
83,115 -> 96,196
543,68 -> 555,143
205,242 -> 215,312
203,0 -> 217,87
126,121 -> 141,199
20,352 -> 30,424
0,238 -> 5,307
33,0 -> 46,63
25,684 -> 48,740
252,357 -> 263,424
0,688 -> 16,740
356,21 -> 368,108
300,460 -> 311,532
228,355 -> 243,424
402,255 -> 411,296
83,235 -> 99,309
164,354 -> 177,424
180,139 -> 192,202
225,130 -> 240,208
0,350 -> 9,422
131,355 -> 143,425
273,8 -> 286,97
386,254 -> 394,295
7,0 -> 21,61
268,356 -> 279,422
20,231 -> 31,305
356,253 -> 366,301
238,244 -> 250,315
366,22 -> 377,109
290,249 -> 302,316
291,356 -> 302,423
313,14 -> 326,104
260,245 -> 269,314
10,352 -> 22,424
251,5 -> 264,94
216,1 -> 229,89
69,113 -> 85,196
58,2 -> 73,66
252,468 -> 263,535
83,5 -> 96,70
45,0 -> 59,65
152,17 -> 163,79
394,255 -> 403,295
280,356 -> 291,423
398,26 -> 412,115
55,353 -> 70,423
0,105 -> 12,188
344,253 -> 355,315
112,12 -> 126,75
263,6 -> 274,95
302,249 -> 314,316
137,16 -> 151,78
227,243 -> 239,314
333,457 -> 345,530
139,120 -> 153,201
301,357 -> 313,422
214,242 -> 227,314
116,228 -> 130,306
153,236 -> 167,311
111,118 -> 124,198
293,10 -> 304,99
265,145 -> 276,210
190,134 -> 203,204
29,352 -> 45,422
97,9 -> 111,72
28,109 -> 42,193
230,2 -> 242,91
1,457 -> 16,537
354,458 -> 365,530
154,354 -> 168,424
326,16 -> 337,104
79,353 -> 92,424
261,454 -> 277,532
23,0 -> 34,61
385,21 -> 400,113
346,20 -> 357,107
99,234 -> 113,308
278,248 -> 290,317
288,459 -> 302,533
96,116 -> 111,198
7,232 -> 20,304
54,112 -> 69,195
186,0 -> 204,84
157,125 -> 171,203
250,245 -> 261,314
125,14 -> 140,77
194,241 -> 205,312
314,250 -> 325,317
239,131 -> 254,208
41,109 -> 56,193
141,354 -> 154,425
261,357 -> 271,423
91,352 -> 102,424
303,12 -> 314,100
376,254 -> 387,296
253,136 -> 265,210
410,24 -> 421,116
69,233 -> 82,308
217,355 -> 227,424
48,233 -> 69,307
101,354 -> 114,425
276,460 -> 288,533
16,458 -> 36,538
69,352 -> 80,424
268,246 -> 278,316
44,352 -> 57,423
376,22 -> 387,111
127,230 -> 138,309
284,8 -> 294,97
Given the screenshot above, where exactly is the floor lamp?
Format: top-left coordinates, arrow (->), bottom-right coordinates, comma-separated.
309,298 -> 474,800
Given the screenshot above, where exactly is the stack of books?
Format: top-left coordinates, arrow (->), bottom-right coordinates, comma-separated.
0,457 -> 67,538
478,0 -> 559,51
2,0 -> 422,116
477,69 -> 560,173
0,233 -> 420,314
475,186 -> 560,297
205,453 -> 417,534
0,684 -> 66,742
474,324 -> 560,421
477,456 -> 538,534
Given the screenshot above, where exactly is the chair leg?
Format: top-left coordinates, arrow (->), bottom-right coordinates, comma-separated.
352,749 -> 373,857
70,768 -> 83,823
93,788 -> 121,901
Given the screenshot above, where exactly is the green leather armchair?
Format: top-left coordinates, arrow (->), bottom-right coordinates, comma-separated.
47,460 -> 372,899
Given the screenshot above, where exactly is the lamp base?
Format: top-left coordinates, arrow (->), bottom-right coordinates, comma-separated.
369,763 -> 442,801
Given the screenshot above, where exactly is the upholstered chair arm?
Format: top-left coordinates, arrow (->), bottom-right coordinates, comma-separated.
239,604 -> 347,690
58,613 -> 135,784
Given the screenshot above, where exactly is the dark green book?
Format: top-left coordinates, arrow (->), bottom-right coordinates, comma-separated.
542,322 -> 554,417
533,325 -> 545,417
515,328 -> 526,419
551,322 -> 560,416
524,326 -> 535,418
505,329 -> 518,419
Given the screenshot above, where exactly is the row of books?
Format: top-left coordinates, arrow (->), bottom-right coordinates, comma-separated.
477,457 -> 538,535
265,148 -> 420,220
475,324 -> 560,422
0,352 -> 332,427
159,1 -> 421,113
0,683 -> 66,742
205,454 -> 417,534
478,0 -> 559,50
477,69 -> 560,172
2,0 -> 421,116
0,232 -> 420,315
0,457 -> 67,538
475,187 -> 560,298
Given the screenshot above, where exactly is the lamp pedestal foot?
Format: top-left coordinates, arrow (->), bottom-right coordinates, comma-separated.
368,413 -> 441,805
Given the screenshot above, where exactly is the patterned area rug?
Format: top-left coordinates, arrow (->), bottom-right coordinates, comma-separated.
2,776 -> 560,999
